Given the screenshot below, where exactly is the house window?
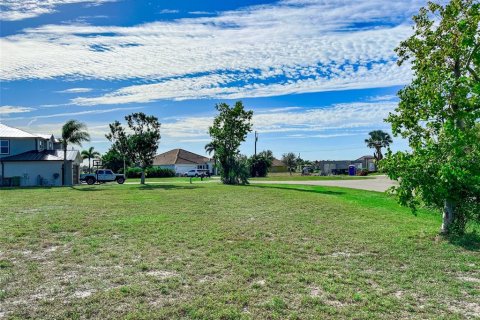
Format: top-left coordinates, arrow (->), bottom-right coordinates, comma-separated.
0,140 -> 9,154
38,140 -> 45,151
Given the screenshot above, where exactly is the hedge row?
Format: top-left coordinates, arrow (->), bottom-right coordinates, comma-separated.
125,167 -> 175,178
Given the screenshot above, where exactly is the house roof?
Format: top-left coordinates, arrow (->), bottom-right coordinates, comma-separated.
355,155 -> 375,161
36,134 -> 54,140
1,150 -> 79,162
271,158 -> 285,167
0,123 -> 38,138
153,149 -> 210,166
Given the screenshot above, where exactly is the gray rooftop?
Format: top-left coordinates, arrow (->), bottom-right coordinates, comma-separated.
0,123 -> 38,138
1,150 -> 79,162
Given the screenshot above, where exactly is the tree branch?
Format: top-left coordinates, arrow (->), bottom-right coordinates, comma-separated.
467,66 -> 480,83
466,42 -> 480,83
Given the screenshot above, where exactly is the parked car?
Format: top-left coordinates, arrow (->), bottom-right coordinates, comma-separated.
80,169 -> 126,185
183,169 -> 210,177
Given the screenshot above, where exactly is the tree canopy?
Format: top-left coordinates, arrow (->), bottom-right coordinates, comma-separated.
208,101 -> 253,184
364,130 -> 393,161
282,152 -> 298,175
249,150 -> 274,177
81,146 -> 100,173
106,113 -> 161,184
383,0 -> 480,234
61,120 -> 90,185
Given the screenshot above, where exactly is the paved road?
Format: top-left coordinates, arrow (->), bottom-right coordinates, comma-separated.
250,175 -> 397,192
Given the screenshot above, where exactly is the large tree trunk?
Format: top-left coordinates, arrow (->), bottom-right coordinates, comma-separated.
88,158 -> 91,173
123,157 -> 126,175
440,200 -> 455,234
375,147 -> 383,161
63,146 -> 67,186
140,170 -> 145,185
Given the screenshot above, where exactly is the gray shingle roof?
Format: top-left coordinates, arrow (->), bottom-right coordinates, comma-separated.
0,123 -> 38,138
1,150 -> 79,162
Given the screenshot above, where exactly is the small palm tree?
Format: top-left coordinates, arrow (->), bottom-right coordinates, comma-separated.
205,142 -> 218,175
81,146 -> 100,173
61,120 -> 90,185
365,130 -> 393,161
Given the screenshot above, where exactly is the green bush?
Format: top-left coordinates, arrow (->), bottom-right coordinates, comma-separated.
145,167 -> 175,178
125,167 -> 175,178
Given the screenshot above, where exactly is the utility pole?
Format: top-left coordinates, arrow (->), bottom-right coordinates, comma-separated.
254,131 -> 259,156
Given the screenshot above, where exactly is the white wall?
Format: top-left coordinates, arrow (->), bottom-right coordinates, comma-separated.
174,164 -> 197,174
3,161 -> 63,186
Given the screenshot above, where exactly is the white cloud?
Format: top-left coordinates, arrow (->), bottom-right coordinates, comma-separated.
57,87 -> 93,93
1,0 -> 422,104
0,0 -> 116,21
159,101 -> 395,141
0,105 -> 35,115
158,9 -> 179,14
188,11 -> 215,15
6,107 -> 142,120
367,94 -> 398,102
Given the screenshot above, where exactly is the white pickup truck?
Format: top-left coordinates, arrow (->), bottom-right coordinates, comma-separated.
80,169 -> 126,185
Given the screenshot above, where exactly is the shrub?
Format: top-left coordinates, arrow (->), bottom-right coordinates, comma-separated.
357,169 -> 369,176
145,167 -> 175,178
125,167 -> 175,178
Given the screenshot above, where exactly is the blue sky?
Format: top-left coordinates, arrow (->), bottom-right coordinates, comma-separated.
0,0 -> 423,160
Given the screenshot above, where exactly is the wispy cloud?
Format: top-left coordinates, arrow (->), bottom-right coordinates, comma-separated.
188,11 -> 215,15
1,0 -> 422,104
0,0 -> 116,21
0,105 -> 35,115
7,107 -> 142,120
160,100 -> 395,141
57,87 -> 93,93
367,94 -> 398,102
158,9 -> 179,14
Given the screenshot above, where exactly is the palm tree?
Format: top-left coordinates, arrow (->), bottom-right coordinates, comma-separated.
81,146 -> 100,173
61,120 -> 90,185
205,142 -> 217,155
364,130 -> 393,161
205,142 -> 218,175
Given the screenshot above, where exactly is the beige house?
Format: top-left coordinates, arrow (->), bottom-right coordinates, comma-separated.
269,158 -> 288,173
153,149 -> 215,175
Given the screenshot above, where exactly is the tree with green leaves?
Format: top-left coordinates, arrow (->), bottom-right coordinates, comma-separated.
208,101 -> 253,185
60,120 -> 90,186
249,150 -> 274,177
282,152 -> 297,175
383,0 -> 480,234
105,120 -> 130,175
101,148 -> 130,173
364,130 -> 393,161
81,146 -> 100,173
106,113 -> 161,184
204,141 -> 218,175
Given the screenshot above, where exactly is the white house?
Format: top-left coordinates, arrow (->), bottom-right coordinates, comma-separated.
153,148 -> 215,175
0,123 -> 82,186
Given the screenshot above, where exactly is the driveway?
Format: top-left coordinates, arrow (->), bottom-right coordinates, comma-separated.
250,175 -> 397,192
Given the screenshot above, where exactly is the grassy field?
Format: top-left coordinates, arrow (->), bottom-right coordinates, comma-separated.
0,183 -> 478,319
125,174 -> 373,184
250,173 -> 373,181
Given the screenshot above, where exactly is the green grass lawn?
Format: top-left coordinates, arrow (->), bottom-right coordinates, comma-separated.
124,174 -> 373,184
0,183 -> 478,319
124,177 -> 213,184
250,174 -> 373,181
